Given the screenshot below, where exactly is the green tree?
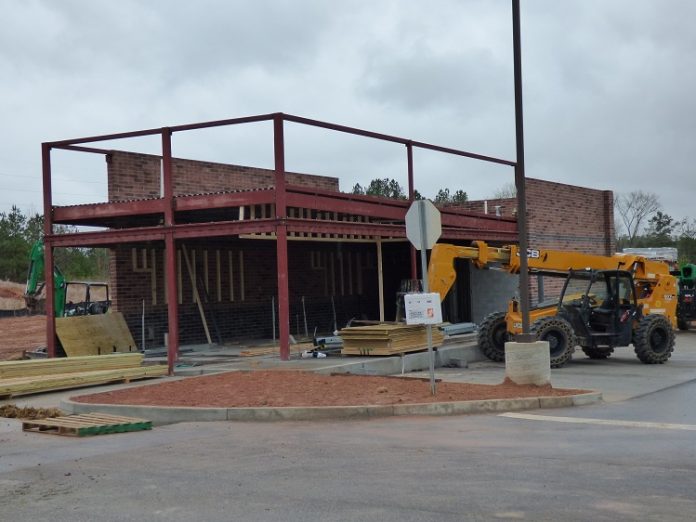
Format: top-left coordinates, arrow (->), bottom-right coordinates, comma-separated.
434,188 -> 468,205
0,206 -> 31,281
644,211 -> 675,246
352,178 -> 407,200
0,206 -> 108,283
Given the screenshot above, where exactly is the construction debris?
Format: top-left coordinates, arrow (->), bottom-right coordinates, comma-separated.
340,323 -> 445,356
0,404 -> 63,420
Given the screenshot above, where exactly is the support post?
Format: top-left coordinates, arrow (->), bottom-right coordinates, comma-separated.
512,0 -> 532,340
377,239 -> 385,322
274,114 -> 290,361
41,143 -> 57,357
165,233 -> 179,374
406,142 -> 418,280
162,128 -> 179,373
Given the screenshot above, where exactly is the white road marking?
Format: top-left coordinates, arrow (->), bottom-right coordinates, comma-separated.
499,412 -> 696,431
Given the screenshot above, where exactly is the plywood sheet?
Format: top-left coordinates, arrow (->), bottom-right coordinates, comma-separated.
56,313 -> 138,357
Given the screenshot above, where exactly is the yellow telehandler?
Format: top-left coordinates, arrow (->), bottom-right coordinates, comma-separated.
428,241 -> 678,368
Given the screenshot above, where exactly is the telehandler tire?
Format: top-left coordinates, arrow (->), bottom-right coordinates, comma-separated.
478,312 -> 508,362
581,346 -> 614,359
531,316 -> 576,368
677,319 -> 689,331
634,314 -> 675,364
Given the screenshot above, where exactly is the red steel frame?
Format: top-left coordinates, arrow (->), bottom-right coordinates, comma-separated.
41,112 -> 517,372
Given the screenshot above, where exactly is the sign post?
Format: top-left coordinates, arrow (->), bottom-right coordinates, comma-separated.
405,200 -> 442,395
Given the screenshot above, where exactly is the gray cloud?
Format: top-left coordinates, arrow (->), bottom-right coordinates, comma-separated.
0,0 -> 694,227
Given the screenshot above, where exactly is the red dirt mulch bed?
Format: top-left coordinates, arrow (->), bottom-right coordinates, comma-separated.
72,370 -> 590,408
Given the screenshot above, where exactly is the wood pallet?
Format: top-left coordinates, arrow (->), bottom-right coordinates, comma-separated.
22,413 -> 152,437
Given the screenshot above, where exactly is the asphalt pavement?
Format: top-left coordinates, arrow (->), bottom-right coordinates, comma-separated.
2,330 -> 696,520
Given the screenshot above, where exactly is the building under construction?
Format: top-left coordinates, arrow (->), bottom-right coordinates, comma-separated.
40,113 -> 614,372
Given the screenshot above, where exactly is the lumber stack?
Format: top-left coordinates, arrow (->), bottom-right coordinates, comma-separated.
0,353 -> 167,399
340,323 -> 445,356
0,353 -> 144,379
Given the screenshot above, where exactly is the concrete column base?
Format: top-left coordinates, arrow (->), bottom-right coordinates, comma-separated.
505,340 -> 550,386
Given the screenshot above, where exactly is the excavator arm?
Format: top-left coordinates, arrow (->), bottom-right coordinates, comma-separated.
24,240 -> 67,317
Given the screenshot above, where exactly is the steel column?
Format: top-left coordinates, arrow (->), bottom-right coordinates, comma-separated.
274,114 -> 290,361
164,232 -> 179,374
406,143 -> 418,280
162,128 -> 179,372
162,128 -> 174,226
512,0 -> 532,339
41,144 -> 57,357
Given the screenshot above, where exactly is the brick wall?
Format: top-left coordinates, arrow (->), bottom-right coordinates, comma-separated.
525,178 -> 615,255
107,151 -> 339,202
110,239 -> 384,346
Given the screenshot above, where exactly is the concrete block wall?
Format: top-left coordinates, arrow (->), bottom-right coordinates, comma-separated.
469,269 -> 519,324
107,151 -> 339,201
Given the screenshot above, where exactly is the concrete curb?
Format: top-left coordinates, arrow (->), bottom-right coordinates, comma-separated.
61,391 -> 602,425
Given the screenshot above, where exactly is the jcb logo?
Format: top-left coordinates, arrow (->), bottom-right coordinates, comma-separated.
664,294 -> 675,301
516,249 -> 540,258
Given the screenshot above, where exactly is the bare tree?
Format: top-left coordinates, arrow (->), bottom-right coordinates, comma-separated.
492,182 -> 517,199
614,191 -> 661,242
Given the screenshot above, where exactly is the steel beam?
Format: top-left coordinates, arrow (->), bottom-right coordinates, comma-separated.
175,189 -> 275,211
53,199 -> 166,223
285,191 -> 407,220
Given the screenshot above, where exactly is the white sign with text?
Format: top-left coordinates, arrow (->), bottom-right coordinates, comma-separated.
404,293 -> 443,325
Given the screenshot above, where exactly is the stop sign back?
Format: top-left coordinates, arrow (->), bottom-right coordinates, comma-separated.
405,199 -> 442,250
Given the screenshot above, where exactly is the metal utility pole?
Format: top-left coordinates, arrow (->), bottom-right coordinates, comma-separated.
512,0 -> 532,341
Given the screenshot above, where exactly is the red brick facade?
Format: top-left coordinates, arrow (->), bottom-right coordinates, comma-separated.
107,151 -> 339,202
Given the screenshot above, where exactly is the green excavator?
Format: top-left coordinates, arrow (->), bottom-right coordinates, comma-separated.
24,240 -> 110,317
676,263 -> 696,331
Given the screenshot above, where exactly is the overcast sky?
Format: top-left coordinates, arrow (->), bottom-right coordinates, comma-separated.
1,0 -> 695,230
